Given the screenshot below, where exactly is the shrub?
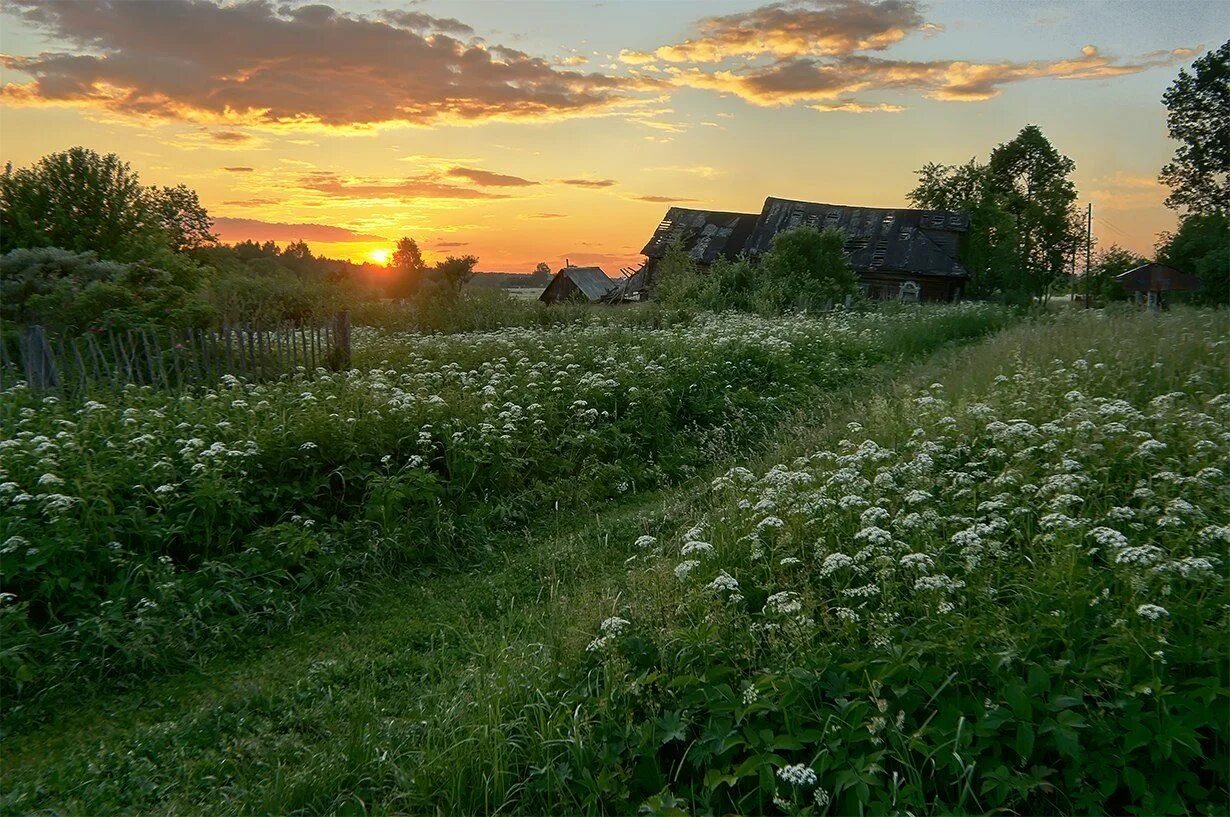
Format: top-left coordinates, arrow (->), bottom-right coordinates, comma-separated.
756,227 -> 858,312
0,247 -> 212,334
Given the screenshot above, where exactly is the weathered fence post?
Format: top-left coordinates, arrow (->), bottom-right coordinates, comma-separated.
20,325 -> 59,391
330,311 -> 351,371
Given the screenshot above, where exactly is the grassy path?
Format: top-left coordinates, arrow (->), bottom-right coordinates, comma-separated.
2,327 -> 1013,816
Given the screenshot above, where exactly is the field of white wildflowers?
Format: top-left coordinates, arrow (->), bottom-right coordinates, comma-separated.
0,304 -> 1008,708
570,308 -> 1228,815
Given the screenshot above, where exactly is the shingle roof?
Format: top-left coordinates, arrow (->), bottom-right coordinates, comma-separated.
560,266 -> 616,300
640,207 -> 760,265
1115,263 -> 1202,292
744,198 -> 969,278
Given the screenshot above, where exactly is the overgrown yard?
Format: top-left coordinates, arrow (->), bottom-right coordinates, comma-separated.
2,307 -> 1225,816
0,305 -> 1009,715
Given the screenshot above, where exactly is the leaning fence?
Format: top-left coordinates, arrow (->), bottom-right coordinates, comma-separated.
0,312 -> 351,394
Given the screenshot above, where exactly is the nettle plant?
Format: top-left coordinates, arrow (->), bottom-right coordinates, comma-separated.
0,306 -> 1009,701
578,314 -> 1229,816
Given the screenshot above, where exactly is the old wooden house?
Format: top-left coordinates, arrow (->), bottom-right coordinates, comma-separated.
637,196 -> 971,302
538,265 -> 617,304
639,207 -> 760,289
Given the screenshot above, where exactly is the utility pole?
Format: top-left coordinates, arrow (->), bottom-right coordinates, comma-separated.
1084,202 -> 1093,309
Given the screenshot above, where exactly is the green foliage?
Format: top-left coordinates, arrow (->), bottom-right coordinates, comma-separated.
0,148 -> 153,259
388,236 -> 427,299
1160,41 -> 1230,215
1087,244 -> 1147,304
0,247 -> 212,334
910,125 -> 1086,302
756,227 -> 857,312
1156,213 -> 1230,306
655,230 -> 854,314
0,148 -> 217,264
192,242 -> 361,325
564,308 -> 1229,817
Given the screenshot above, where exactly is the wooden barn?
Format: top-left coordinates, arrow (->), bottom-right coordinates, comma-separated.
637,196 -> 971,302
639,207 -> 760,289
538,265 -> 617,304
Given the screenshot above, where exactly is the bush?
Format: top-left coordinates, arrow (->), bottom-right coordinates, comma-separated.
0,247 -> 212,334
655,229 -> 857,315
756,227 -> 858,312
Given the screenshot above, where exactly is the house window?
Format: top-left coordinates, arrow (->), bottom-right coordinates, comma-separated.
899,280 -> 921,303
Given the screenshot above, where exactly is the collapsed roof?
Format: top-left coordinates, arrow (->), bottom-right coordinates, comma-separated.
639,207 -> 760,266
744,198 -> 969,278
640,198 -> 971,279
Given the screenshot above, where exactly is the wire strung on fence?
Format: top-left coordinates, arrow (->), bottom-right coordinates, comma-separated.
0,313 -> 351,394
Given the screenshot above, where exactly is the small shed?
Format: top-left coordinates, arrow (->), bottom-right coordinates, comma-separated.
1115,263 -> 1202,311
539,265 -> 616,304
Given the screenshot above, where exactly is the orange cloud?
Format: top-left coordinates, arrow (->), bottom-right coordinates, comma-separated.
299,171 -> 510,200
557,178 -> 618,188
0,0 -> 655,128
668,45 -> 1195,107
212,217 -> 387,243
446,167 -> 539,186
633,195 -> 701,203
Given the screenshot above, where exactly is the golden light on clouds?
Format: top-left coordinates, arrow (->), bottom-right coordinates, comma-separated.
0,0 -> 1214,265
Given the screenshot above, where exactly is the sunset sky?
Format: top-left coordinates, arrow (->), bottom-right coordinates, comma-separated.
1,0 -> 1225,272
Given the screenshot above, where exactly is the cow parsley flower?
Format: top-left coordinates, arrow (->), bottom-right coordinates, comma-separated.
777,764 -> 817,787
1137,604 -> 1169,620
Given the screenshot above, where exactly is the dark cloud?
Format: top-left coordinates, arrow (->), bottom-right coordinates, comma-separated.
557,178 -> 617,188
1,0 -> 654,127
446,166 -> 539,186
376,9 -> 473,36
433,240 -> 470,247
209,130 -> 254,143
620,0 -> 925,63
213,216 -> 386,242
222,166 -> 254,172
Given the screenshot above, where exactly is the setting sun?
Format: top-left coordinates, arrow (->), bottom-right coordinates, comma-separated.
367,248 -> 391,266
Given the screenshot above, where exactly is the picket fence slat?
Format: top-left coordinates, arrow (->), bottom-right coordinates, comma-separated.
5,312 -> 351,395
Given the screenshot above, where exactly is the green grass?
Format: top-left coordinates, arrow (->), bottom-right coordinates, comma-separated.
1,316 -> 1011,816
0,305 -> 1011,708
5,308 -> 1224,816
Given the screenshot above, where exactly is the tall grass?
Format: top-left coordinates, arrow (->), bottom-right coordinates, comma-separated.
0,305 -> 1010,713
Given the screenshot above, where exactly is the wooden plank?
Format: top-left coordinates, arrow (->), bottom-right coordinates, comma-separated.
70,336 -> 89,394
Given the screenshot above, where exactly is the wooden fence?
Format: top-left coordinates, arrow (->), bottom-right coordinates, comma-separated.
0,312 -> 351,393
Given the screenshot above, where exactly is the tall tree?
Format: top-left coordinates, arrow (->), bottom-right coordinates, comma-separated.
0,148 -> 152,259
1159,41 -> 1230,215
987,125 -> 1080,300
389,236 -> 426,298
909,158 -> 1020,297
147,184 -> 217,253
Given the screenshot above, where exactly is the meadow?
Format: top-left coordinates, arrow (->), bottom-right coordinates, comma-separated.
1,305 -> 1225,816
0,303 -> 1009,715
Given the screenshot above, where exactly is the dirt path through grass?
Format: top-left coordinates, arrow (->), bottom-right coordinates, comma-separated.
2,327 -> 1013,816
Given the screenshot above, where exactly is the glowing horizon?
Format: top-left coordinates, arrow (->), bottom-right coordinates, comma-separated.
2,0 -> 1223,273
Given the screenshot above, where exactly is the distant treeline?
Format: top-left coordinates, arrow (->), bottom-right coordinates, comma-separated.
0,147 -> 555,338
